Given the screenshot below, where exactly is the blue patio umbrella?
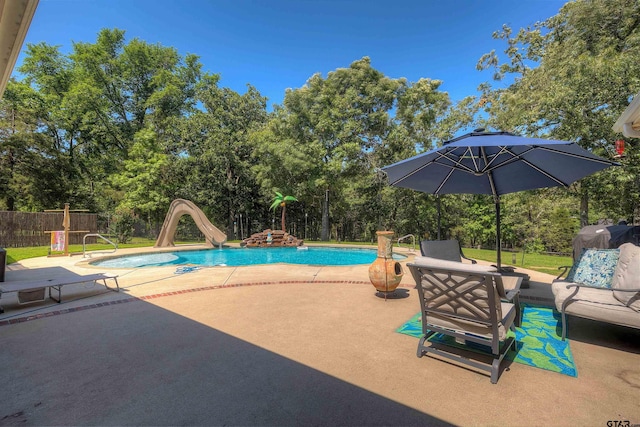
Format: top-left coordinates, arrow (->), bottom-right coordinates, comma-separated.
381,129 -> 619,268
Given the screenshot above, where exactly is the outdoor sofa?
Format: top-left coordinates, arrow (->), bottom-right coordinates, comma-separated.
551,242 -> 640,340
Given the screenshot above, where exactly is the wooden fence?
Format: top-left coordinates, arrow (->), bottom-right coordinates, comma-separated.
0,211 -> 98,248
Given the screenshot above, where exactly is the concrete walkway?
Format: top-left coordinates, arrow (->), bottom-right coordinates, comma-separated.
1,246 -> 639,426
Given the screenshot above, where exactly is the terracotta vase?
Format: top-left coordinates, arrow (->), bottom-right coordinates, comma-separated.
368,231 -> 404,293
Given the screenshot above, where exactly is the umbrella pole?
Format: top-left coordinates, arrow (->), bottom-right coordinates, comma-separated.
436,195 -> 441,240
495,197 -> 501,270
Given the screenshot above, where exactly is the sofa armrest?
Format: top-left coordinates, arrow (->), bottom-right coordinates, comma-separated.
460,253 -> 477,264
561,283 -> 640,314
505,288 -> 520,301
565,283 -> 640,292
556,265 -> 572,280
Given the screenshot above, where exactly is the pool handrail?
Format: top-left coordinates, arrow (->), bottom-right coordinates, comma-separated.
83,233 -> 118,258
397,234 -> 416,252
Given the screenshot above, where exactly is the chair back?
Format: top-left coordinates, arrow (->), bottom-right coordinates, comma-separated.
411,263 -> 501,327
420,239 -> 464,262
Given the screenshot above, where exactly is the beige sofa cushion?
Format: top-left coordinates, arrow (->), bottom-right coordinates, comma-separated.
612,243 -> 640,312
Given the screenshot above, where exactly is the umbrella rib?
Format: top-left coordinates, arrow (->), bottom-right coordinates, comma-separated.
444,146 -> 492,175
535,145 -> 617,164
435,168 -> 456,194
518,158 -> 570,187
466,146 -> 481,173
481,146 -> 535,173
389,149 -> 477,185
434,150 -> 479,174
482,146 -> 569,187
479,146 -> 511,172
387,161 -> 433,185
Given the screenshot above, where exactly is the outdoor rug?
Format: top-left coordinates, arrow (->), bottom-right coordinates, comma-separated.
396,304 -> 577,377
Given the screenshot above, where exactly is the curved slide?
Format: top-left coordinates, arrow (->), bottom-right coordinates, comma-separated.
155,199 -> 227,248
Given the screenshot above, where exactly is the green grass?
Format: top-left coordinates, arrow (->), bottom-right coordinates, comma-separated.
4,237 -> 158,264
4,236 -> 235,264
463,248 -> 572,276
3,237 -> 571,277
308,240 -> 376,246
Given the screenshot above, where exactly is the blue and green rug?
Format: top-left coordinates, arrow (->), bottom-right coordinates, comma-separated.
396,305 -> 577,377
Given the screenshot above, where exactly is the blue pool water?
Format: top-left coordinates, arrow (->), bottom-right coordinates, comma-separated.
90,246 -> 406,268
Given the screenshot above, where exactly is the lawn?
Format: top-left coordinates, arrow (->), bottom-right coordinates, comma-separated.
463,248 -> 572,276
390,240 -> 571,276
3,237 -> 158,264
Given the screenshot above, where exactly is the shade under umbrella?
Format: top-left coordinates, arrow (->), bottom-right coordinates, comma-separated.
382,130 -> 619,268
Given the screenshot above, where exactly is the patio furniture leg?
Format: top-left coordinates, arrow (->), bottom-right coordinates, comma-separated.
560,286 -> 580,341
491,359 -> 500,384
417,334 -> 429,358
513,293 -> 522,327
49,285 -> 62,303
101,277 -> 120,292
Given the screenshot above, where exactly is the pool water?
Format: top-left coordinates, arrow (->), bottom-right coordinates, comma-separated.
90,246 -> 407,268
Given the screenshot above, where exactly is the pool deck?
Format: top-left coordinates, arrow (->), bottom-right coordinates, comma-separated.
0,244 -> 639,426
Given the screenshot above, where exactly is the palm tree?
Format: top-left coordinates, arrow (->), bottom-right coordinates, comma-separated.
270,191 -> 298,232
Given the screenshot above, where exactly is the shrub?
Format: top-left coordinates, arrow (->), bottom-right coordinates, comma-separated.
111,207 -> 137,244
525,238 -> 546,254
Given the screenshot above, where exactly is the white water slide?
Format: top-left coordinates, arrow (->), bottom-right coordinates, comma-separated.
154,199 -> 227,248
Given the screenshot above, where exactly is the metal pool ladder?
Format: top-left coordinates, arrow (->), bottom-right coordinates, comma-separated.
83,233 -> 118,258
397,234 -> 416,252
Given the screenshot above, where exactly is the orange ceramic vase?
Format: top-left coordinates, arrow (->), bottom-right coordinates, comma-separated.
368,231 -> 404,293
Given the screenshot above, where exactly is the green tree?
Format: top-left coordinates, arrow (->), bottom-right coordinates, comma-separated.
68,29 -> 202,153
110,128 -> 170,227
477,0 -> 640,226
252,57 -> 450,241
14,29 -> 204,216
177,75 -> 267,238
0,80 -> 75,211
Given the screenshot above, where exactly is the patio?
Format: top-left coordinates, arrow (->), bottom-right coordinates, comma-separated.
0,245 -> 639,425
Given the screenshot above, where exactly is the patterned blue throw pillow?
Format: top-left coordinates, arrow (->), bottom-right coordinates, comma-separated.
567,248 -> 620,288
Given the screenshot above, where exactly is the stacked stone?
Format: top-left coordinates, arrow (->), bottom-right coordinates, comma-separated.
241,229 -> 304,247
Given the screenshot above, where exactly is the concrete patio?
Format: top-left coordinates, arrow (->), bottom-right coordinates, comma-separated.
0,245 -> 639,426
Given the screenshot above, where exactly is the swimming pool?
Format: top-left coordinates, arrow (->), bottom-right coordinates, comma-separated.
90,246 -> 407,268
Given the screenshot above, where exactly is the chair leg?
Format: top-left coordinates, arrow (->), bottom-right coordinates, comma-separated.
513,294 -> 522,327
417,336 -> 427,358
491,358 -> 500,384
560,287 -> 580,341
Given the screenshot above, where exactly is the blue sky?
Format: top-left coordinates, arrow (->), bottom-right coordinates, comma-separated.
17,0 -> 568,109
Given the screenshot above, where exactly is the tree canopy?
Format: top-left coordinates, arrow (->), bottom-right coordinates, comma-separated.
477,0 -> 640,226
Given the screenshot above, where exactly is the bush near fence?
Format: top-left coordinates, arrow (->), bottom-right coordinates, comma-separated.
0,211 -> 98,248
